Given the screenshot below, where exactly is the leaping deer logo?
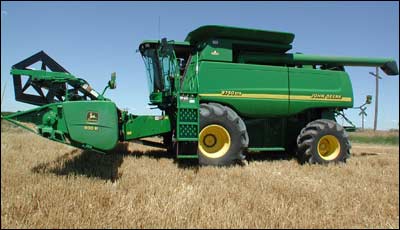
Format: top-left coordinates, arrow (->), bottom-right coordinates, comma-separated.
87,112 -> 98,122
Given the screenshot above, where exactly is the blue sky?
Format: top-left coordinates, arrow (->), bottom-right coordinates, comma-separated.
1,1 -> 399,130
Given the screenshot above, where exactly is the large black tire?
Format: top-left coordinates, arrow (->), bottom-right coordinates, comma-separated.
296,119 -> 351,164
198,103 -> 249,166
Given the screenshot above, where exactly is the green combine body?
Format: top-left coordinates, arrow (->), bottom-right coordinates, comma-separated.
3,25 -> 398,165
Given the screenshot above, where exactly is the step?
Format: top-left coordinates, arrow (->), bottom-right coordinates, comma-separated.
177,154 -> 198,159
175,137 -> 198,141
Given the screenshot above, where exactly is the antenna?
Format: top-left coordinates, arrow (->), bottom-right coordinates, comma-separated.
158,16 -> 161,39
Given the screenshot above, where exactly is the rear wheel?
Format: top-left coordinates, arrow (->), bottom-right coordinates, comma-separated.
198,103 -> 248,166
296,119 -> 351,164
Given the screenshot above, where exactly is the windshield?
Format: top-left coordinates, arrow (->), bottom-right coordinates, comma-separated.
142,49 -> 162,93
142,46 -> 177,95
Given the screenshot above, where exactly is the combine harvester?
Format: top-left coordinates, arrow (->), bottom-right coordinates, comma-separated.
2,25 -> 398,165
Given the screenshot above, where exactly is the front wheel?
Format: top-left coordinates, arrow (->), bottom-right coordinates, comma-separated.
296,119 -> 351,164
198,103 -> 249,166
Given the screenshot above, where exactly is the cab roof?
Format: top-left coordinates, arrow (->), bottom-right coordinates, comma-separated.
185,25 -> 295,45
139,40 -> 191,46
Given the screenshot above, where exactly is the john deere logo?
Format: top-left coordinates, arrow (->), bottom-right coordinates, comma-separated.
87,111 -> 98,122
211,50 -> 220,56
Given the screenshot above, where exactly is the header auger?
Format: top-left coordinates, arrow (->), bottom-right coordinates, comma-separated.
3,25 -> 398,166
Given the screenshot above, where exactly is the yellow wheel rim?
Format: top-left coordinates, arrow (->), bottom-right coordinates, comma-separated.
199,124 -> 231,159
317,135 -> 341,161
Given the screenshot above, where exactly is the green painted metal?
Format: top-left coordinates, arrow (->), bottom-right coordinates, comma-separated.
237,53 -> 398,75
248,147 -> 286,152
176,155 -> 198,159
3,102 -> 61,126
288,67 -> 354,114
185,25 -> 295,45
2,103 -> 79,150
123,115 -> 171,140
2,101 -> 118,152
175,86 -> 199,157
10,68 -> 107,103
195,60 -> 354,117
198,62 -> 290,117
2,116 -> 39,134
176,97 -> 199,140
11,69 -> 78,79
196,39 -> 293,63
62,101 -> 119,151
133,139 -> 167,149
140,40 -> 191,47
149,92 -> 163,104
292,54 -> 395,66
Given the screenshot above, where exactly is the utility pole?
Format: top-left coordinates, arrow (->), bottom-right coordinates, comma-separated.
369,67 -> 381,132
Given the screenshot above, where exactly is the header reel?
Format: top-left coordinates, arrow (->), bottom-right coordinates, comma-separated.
11,50 -> 100,106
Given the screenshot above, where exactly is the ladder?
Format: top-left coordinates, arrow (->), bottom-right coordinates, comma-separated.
176,92 -> 199,159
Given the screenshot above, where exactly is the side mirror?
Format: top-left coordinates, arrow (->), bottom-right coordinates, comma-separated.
365,95 -> 372,104
108,72 -> 116,89
177,58 -> 185,69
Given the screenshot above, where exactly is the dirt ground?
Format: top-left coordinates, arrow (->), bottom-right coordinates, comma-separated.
1,124 -> 399,229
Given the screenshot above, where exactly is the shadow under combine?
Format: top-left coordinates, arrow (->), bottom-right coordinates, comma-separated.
352,152 -> 380,157
244,151 -> 296,163
32,149 -> 124,182
31,143 -> 299,182
31,143 -> 199,181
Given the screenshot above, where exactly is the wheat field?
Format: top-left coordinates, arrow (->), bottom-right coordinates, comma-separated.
1,121 -> 399,229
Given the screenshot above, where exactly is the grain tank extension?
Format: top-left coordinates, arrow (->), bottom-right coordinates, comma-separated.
3,25 -> 398,165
